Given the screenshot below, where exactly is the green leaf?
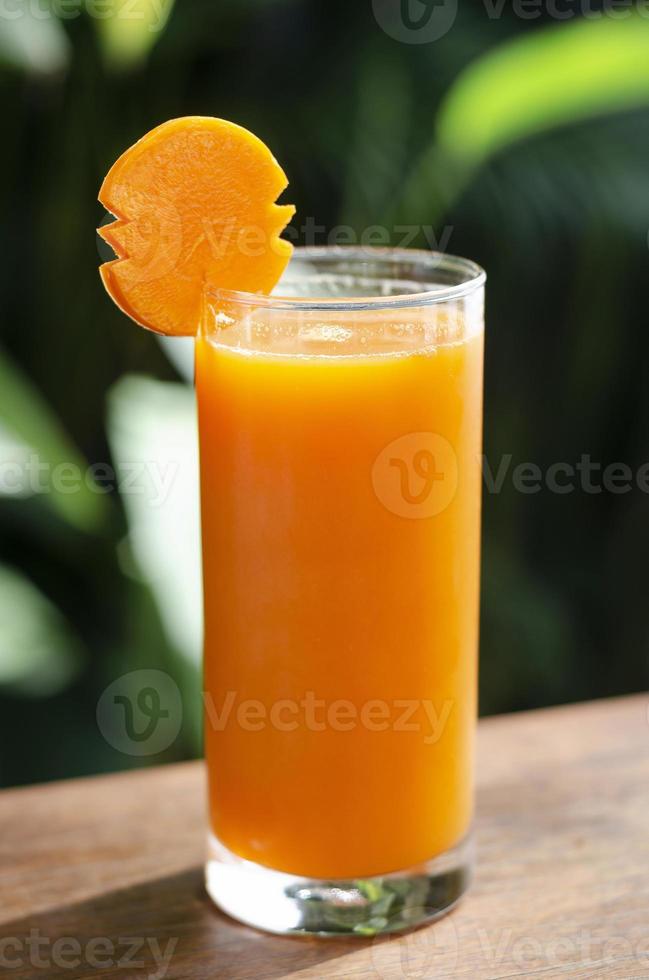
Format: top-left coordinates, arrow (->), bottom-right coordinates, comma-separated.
0,348 -> 107,532
0,564 -> 83,697
106,375 -> 201,666
355,878 -> 385,903
156,336 -> 195,384
398,12 -> 649,220
96,0 -> 175,69
438,13 -> 649,166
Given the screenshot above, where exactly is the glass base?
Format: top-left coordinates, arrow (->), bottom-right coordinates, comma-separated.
205,832 -> 473,936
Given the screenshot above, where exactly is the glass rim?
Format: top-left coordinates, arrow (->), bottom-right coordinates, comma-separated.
204,246 -> 486,312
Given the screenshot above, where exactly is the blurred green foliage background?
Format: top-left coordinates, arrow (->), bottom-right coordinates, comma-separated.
1,0 -> 648,786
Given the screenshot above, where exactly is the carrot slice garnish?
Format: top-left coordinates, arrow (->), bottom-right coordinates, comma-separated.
98,116 -> 294,336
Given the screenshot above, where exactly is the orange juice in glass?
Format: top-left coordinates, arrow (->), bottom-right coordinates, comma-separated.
197,247 -> 485,935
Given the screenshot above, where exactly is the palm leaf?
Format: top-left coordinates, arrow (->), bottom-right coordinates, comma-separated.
0,347 -> 107,531
397,12 -> 649,222
0,563 -> 83,697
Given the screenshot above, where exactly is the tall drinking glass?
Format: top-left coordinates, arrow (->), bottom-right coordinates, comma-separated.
196,247 -> 485,935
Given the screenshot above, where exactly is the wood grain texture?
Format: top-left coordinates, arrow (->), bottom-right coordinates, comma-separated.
1,695 -> 648,979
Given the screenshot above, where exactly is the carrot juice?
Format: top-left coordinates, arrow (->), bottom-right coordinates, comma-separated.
94,120 -> 487,935
198,247 -> 485,933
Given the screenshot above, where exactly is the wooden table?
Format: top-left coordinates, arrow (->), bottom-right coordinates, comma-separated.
1,695 -> 648,979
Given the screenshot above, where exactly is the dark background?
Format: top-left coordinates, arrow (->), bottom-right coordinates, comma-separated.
1,0 -> 648,786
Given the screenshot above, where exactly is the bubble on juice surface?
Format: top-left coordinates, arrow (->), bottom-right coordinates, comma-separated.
301,324 -> 355,345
